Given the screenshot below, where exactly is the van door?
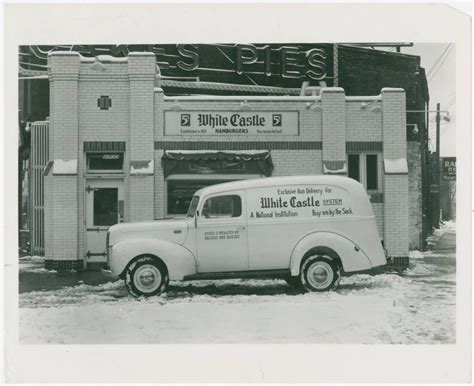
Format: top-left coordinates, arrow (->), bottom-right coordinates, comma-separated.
85,179 -> 124,263
196,191 -> 248,272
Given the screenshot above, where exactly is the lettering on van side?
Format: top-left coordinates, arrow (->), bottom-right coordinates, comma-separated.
204,230 -> 241,241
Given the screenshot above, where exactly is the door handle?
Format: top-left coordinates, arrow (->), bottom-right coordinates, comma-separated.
173,229 -> 182,234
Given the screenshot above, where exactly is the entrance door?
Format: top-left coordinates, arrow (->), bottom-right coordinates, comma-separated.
85,179 -> 124,263
196,191 -> 248,272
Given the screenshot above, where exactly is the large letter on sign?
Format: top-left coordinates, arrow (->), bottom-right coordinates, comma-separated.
236,44 -> 258,74
306,48 -> 327,80
281,46 -> 300,79
177,44 -> 199,71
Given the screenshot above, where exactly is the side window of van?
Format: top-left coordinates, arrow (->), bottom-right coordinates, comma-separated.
202,195 -> 242,219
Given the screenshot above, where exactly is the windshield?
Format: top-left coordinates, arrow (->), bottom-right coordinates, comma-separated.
186,196 -> 199,217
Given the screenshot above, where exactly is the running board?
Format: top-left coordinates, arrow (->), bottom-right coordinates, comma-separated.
183,269 -> 291,281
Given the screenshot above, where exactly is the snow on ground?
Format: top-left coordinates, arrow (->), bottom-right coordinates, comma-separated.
19,224 -> 456,344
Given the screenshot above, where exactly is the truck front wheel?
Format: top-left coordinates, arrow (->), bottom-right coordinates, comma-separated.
125,255 -> 169,297
300,255 -> 341,292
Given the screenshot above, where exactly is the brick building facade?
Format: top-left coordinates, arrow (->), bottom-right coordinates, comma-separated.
42,51 -> 410,269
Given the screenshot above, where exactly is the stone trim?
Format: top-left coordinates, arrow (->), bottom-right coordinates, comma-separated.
155,141 -> 322,151
346,141 -> 383,151
84,141 -> 126,152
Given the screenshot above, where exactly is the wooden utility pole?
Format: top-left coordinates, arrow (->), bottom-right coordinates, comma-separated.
434,102 -> 441,229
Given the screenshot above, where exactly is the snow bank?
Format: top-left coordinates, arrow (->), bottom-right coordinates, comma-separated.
20,269 -> 455,344
433,220 -> 456,237
21,286 -> 405,344
409,250 -> 425,260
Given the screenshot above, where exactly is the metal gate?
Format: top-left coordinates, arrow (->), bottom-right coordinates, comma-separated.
29,121 -> 49,255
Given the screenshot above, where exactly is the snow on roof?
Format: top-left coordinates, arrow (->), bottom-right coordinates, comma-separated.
381,87 -> 405,93
130,160 -> 154,175
165,150 -> 269,156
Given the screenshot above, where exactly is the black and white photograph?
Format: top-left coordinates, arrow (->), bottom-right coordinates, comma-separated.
3,3 -> 471,384
17,41 -> 458,344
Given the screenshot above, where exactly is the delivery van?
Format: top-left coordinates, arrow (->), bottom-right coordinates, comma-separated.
103,175 -> 387,297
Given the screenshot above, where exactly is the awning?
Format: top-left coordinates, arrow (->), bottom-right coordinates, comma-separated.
161,150 -> 274,178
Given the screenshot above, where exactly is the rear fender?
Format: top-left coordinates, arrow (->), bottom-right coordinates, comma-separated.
289,231 -> 372,275
110,239 -> 197,280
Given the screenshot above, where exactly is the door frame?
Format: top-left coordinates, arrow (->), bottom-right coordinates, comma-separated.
84,177 -> 124,262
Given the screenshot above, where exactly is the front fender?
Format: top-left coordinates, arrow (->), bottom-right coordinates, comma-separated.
289,231 -> 372,275
110,239 -> 197,280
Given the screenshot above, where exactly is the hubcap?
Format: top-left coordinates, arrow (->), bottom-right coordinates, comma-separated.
307,261 -> 334,289
133,264 -> 161,293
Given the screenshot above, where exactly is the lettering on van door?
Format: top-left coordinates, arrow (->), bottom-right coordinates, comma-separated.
204,229 -> 241,241
248,185 -> 355,220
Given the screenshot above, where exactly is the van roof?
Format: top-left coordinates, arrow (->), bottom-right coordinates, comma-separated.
194,175 -> 367,197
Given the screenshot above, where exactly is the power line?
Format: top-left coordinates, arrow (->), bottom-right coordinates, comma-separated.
428,44 -> 454,82
426,43 -> 452,76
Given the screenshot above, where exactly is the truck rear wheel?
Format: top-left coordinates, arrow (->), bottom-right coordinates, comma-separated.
300,255 -> 341,292
125,255 -> 169,297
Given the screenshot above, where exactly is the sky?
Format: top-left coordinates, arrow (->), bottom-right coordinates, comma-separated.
401,43 -> 456,157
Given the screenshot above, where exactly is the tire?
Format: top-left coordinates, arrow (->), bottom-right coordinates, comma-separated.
285,276 -> 302,288
125,255 -> 169,297
300,255 -> 341,292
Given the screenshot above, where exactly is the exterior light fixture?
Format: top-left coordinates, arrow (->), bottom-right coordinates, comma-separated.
90,57 -> 106,72
306,101 -> 323,112
406,109 -> 451,122
170,100 -> 182,111
361,101 -> 382,113
239,101 -> 251,111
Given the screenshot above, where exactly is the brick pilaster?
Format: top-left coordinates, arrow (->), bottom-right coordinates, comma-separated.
321,88 -> 347,174
381,88 -> 409,257
47,52 -> 80,262
128,52 -> 156,221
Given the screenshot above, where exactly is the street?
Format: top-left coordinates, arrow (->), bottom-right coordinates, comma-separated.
19,222 -> 456,344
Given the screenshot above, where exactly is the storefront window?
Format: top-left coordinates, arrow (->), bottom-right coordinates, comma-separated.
347,153 -> 380,191
87,153 -> 124,174
167,179 -> 237,216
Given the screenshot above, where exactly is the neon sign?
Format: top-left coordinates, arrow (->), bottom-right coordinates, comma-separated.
24,44 -> 333,86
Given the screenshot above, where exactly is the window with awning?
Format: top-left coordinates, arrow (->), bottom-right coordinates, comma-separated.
162,150 -> 273,216
161,150 -> 274,178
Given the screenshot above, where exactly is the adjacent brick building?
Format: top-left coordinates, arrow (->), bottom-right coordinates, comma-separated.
41,51 -> 411,269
